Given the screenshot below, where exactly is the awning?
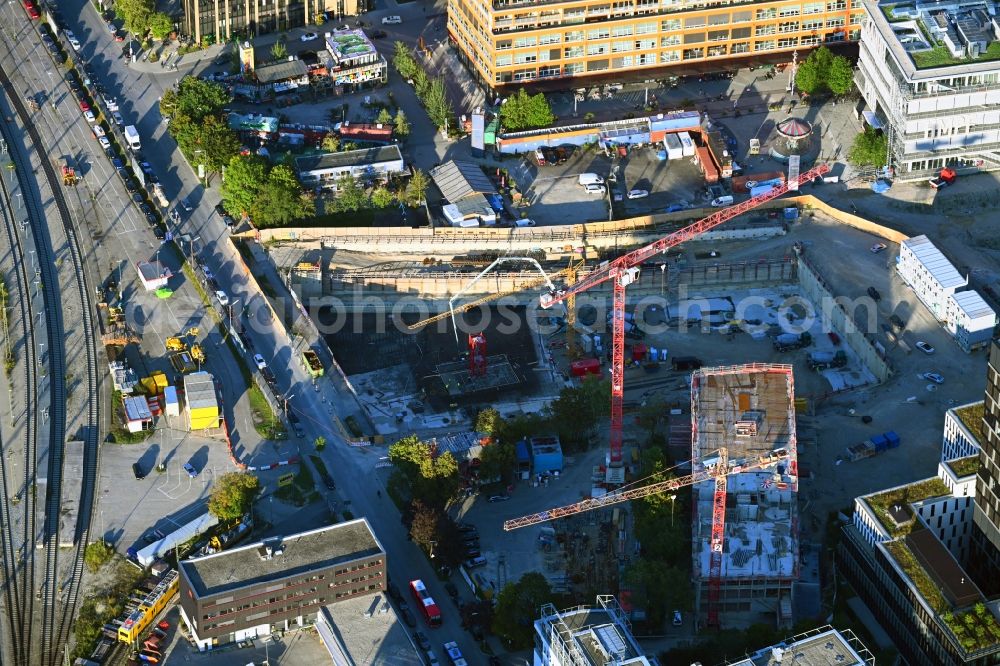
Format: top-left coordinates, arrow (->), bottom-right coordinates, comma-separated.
862,110 -> 884,130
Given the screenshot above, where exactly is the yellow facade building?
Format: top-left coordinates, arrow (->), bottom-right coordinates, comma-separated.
448,0 -> 865,88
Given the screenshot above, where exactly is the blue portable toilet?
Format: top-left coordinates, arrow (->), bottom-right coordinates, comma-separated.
884,431 -> 901,449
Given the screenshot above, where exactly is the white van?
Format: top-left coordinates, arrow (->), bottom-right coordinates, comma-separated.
382,15 -> 402,24
578,173 -> 604,186
514,218 -> 536,227
584,183 -> 606,195
711,195 -> 734,207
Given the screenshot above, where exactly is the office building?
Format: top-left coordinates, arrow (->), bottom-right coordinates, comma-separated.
946,291 -> 997,353
182,0 -> 365,44
690,364 -> 799,627
896,235 -> 968,321
178,519 -> 386,650
325,29 -> 388,88
856,0 -> 1000,180
968,340 -> 1000,594
534,595 -> 658,665
725,625 -> 874,665
447,0 -> 864,89
295,145 -> 406,190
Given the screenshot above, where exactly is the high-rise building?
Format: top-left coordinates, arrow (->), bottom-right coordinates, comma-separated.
690,364 -> 799,628
182,0 -> 365,44
447,0 -> 864,89
534,596 -> 659,665
855,0 -> 1000,180
968,340 -> 1000,594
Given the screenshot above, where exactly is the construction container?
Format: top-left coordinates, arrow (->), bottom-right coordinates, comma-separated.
570,358 -> 601,378
184,372 -> 219,430
695,146 -> 719,183
302,349 -> 324,378
163,386 -> 179,417
664,134 -> 683,160
677,131 -> 695,157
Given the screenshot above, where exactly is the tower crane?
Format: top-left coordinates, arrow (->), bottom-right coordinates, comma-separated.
538,163 -> 829,483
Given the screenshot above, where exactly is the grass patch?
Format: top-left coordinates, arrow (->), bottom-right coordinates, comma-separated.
942,604 -> 1000,653
274,464 -> 318,506
248,384 -> 284,439
110,427 -> 154,444
72,557 -> 146,659
946,455 -> 980,479
955,401 -> 986,446
181,262 -> 220,323
84,540 -> 115,573
912,41 -> 1000,69
885,539 -> 949,613
865,478 -> 950,537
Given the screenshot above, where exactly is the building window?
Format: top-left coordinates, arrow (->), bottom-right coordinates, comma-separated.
613,55 -> 633,67
802,18 -> 823,29
611,25 -> 633,37
731,41 -> 750,53
803,1 -> 824,13
496,55 -> 512,66
683,47 -> 704,59
587,27 -> 610,39
755,25 -> 776,36
754,40 -> 776,51
539,33 -> 561,45
826,17 -> 845,27
564,30 -> 583,42
635,21 -> 657,33
778,36 -> 797,47
660,35 -> 680,46
685,15 -> 706,27
778,21 -> 799,32
660,50 -> 680,62
661,18 -> 681,30
755,7 -> 776,20
514,52 -> 536,63
779,5 -> 800,16
587,44 -> 608,55
613,40 -> 632,52
513,36 -> 536,47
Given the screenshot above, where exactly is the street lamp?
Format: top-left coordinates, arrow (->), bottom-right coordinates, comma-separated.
188,235 -> 201,263
194,149 -> 205,184
667,494 -> 677,526
228,298 -> 240,331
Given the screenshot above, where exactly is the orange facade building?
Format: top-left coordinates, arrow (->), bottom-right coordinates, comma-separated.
448,0 -> 864,88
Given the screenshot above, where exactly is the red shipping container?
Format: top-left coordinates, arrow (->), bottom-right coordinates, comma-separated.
696,147 -> 719,183
570,358 -> 601,377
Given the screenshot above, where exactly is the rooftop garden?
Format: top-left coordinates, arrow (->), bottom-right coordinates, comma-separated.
946,455 -> 981,479
885,539 -> 949,613
866,478 -> 951,537
942,603 -> 1000,653
955,401 -> 987,446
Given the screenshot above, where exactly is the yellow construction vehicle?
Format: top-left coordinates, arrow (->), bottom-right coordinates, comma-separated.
165,337 -> 186,353
190,344 -> 205,364
60,158 -> 77,186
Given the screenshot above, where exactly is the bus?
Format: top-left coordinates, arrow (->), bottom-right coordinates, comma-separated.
409,579 -> 442,627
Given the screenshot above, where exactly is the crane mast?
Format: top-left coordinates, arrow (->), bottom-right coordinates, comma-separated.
539,164 -> 830,480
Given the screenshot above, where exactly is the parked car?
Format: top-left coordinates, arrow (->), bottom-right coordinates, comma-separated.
253,353 -> 268,371
181,197 -> 194,212
464,556 -> 487,568
183,463 -> 198,478
65,30 -> 81,51
916,341 -> 935,354
132,462 -> 145,480
414,631 -> 432,651
112,111 -> 124,126
457,523 -> 478,534
387,581 -> 402,602
870,243 -> 887,253
487,495 -> 510,503
627,189 -> 649,199
300,31 -> 319,41
98,137 -> 111,150
922,372 -> 944,384
444,582 -> 458,599
83,110 -> 96,123
401,608 -> 417,628
215,290 -> 230,306
583,183 -> 606,195
867,286 -> 881,302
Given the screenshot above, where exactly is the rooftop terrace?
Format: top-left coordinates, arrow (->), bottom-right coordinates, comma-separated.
879,0 -> 1000,69
862,477 -> 951,537
954,400 -> 986,447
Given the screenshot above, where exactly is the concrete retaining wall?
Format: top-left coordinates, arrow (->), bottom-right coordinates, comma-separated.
796,253 -> 893,382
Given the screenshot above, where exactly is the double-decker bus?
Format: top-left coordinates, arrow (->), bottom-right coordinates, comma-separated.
409,579 -> 442,627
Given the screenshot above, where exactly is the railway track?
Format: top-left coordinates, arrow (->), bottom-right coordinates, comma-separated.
0,59 -> 102,666
0,125 -> 40,665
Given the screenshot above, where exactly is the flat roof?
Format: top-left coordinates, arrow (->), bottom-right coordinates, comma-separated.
295,145 -> 403,173
902,235 -> 967,289
319,593 -> 422,665
691,365 -> 798,583
255,59 -> 308,84
228,113 -> 279,134
325,29 -> 377,64
429,160 -> 497,203
124,396 -> 152,421
182,372 -> 217,411
950,290 -> 996,320
906,527 -> 982,608
181,519 -> 384,598
538,605 -> 650,665
727,626 -> 868,666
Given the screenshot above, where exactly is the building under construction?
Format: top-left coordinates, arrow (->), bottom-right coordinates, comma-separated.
690,363 -> 799,628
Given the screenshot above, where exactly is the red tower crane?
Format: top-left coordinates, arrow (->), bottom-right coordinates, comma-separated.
539,163 -> 828,482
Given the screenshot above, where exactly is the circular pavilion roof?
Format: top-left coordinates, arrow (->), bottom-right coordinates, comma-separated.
775,117 -> 813,139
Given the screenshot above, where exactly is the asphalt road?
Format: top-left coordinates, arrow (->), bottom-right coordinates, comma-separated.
47,1 -> 488,661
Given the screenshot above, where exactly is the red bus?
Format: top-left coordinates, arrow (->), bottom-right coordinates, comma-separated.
409,579 -> 442,627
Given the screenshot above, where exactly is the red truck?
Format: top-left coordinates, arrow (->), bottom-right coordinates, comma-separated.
929,167 -> 956,189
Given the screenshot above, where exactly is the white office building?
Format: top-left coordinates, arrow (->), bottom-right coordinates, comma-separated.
943,401 -> 985,461
896,235 -> 967,320
534,596 -> 656,666
856,0 -> 1000,179
946,290 -> 997,351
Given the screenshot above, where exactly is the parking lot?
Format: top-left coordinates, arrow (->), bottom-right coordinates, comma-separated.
617,149 -> 710,216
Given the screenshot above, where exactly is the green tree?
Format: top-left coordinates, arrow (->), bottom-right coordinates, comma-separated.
546,377 -> 610,450
84,540 -> 114,573
795,45 -> 834,95
314,436 -> 327,451
208,472 -> 260,521
392,41 -> 418,79
376,107 -> 394,125
334,173 -> 370,213
848,127 -> 888,168
388,435 -> 461,508
159,88 -> 178,118
479,442 -> 515,482
424,78 -> 453,130
475,407 -> 505,438
827,55 -> 855,96
251,164 -> 315,227
117,0 -> 155,35
623,559 -> 691,627
499,88 -> 555,131
403,169 -> 429,206
221,154 -> 268,217
632,448 -> 686,561
148,12 -> 174,40
394,109 -> 410,138
493,573 -> 554,648
192,114 -> 241,173
270,39 -> 288,61
321,132 -> 340,152
412,70 -> 431,99
371,187 -> 395,209
174,76 -> 232,121
408,499 -> 440,552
